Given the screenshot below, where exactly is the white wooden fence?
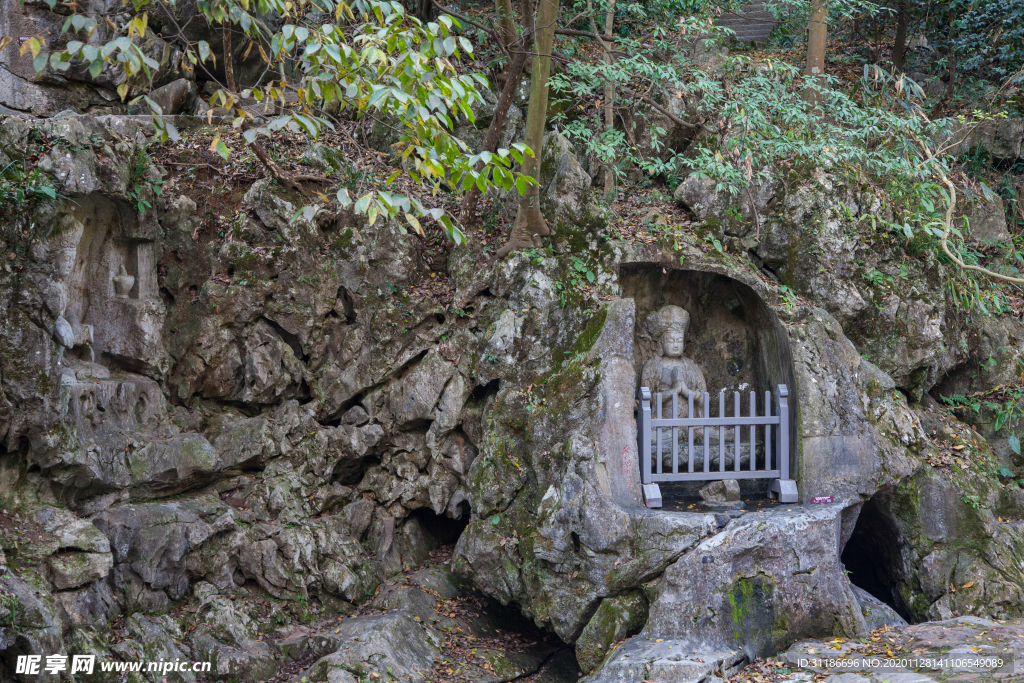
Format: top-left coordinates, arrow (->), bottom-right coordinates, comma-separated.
638,384 -> 796,506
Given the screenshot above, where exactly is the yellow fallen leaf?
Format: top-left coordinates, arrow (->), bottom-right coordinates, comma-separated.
656,639 -> 664,643
962,581 -> 976,589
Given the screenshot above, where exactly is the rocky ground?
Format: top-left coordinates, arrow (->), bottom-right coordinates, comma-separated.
775,617 -> 1024,683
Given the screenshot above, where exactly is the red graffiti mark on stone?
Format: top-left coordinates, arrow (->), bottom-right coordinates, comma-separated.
622,446 -> 632,475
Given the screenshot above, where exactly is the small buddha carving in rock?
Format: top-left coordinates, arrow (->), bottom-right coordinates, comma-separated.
49,215 -> 94,359
640,305 -> 708,413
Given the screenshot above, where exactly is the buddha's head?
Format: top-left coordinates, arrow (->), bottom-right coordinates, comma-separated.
648,305 -> 690,357
662,329 -> 685,358
52,213 -> 83,280
55,248 -> 76,279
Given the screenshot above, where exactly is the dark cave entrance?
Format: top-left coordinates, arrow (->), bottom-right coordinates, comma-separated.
840,494 -> 914,623
408,506 -> 470,547
395,506 -> 472,569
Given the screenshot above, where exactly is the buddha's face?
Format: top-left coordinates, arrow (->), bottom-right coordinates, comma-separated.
661,330 -> 685,358
55,248 -> 75,279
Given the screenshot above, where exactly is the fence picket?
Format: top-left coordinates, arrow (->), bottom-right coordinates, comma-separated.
656,392 -> 663,475
703,392 -> 710,474
672,393 -> 679,475
718,393 -> 725,473
687,392 -> 695,474
749,391 -> 756,472
734,391 -> 741,473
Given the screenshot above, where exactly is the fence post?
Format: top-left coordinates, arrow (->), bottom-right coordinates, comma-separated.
769,384 -> 798,503
639,387 -> 652,486
638,387 -> 661,508
778,384 -> 789,480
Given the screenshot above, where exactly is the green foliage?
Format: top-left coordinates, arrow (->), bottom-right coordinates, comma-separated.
0,160 -> 60,210
941,381 -> 1024,441
34,0 -> 536,243
125,144 -> 164,215
551,15 -> 728,185
687,60 -> 950,238
932,0 -> 1024,83
962,493 -> 982,509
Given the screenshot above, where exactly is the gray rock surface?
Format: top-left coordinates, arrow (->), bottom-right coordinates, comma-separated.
645,504 -> 866,658
0,112 -> 1022,683
850,585 -> 908,630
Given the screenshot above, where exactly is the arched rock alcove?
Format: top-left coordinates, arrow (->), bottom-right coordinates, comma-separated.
52,195 -> 167,376
620,266 -> 797,500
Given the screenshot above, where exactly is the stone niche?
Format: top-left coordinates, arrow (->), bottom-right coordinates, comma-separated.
620,266 -> 797,497
49,196 -> 167,377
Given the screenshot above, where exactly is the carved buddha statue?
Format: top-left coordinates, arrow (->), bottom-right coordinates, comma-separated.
640,305 -> 753,471
50,215 -> 94,359
640,305 -> 707,412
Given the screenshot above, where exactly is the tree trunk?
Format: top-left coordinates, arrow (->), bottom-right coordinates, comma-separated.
601,0 -> 615,197
804,0 -> 827,104
497,0 -> 560,258
892,1 -> 909,71
931,51 -> 956,116
420,0 -> 434,21
588,0 -> 616,197
495,0 -> 517,50
457,48 -> 529,225
223,23 -> 236,93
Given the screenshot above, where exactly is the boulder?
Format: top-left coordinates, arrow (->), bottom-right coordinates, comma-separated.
585,639 -> 745,683
52,578 -> 121,629
644,504 -> 866,658
0,573 -> 65,683
304,567 -> 557,682
850,585 -> 908,630
539,131 -> 594,229
134,78 -> 196,116
756,173 -> 958,398
46,551 -> 113,589
191,630 -> 278,681
698,480 -> 740,503
624,93 -> 699,163
961,194 -> 1010,243
189,584 -> 278,680
941,117 -> 1024,160
777,616 -> 1024,683
387,351 -> 455,428
92,498 -> 235,600
119,613 -> 196,683
575,591 -> 648,672
674,162 -> 780,241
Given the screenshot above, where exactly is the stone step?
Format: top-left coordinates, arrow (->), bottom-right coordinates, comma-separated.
584,638 -> 745,683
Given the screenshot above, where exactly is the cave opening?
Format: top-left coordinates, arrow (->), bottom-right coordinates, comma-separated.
841,494 -> 914,622
407,506 -> 469,548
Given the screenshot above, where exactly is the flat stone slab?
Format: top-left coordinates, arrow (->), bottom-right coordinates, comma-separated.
771,617 -> 1024,683
584,636 -> 746,683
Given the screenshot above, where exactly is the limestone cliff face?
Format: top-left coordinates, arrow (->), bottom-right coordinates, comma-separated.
0,114 -> 1023,681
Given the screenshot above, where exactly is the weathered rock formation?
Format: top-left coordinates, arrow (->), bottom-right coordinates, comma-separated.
0,112 -> 1022,683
